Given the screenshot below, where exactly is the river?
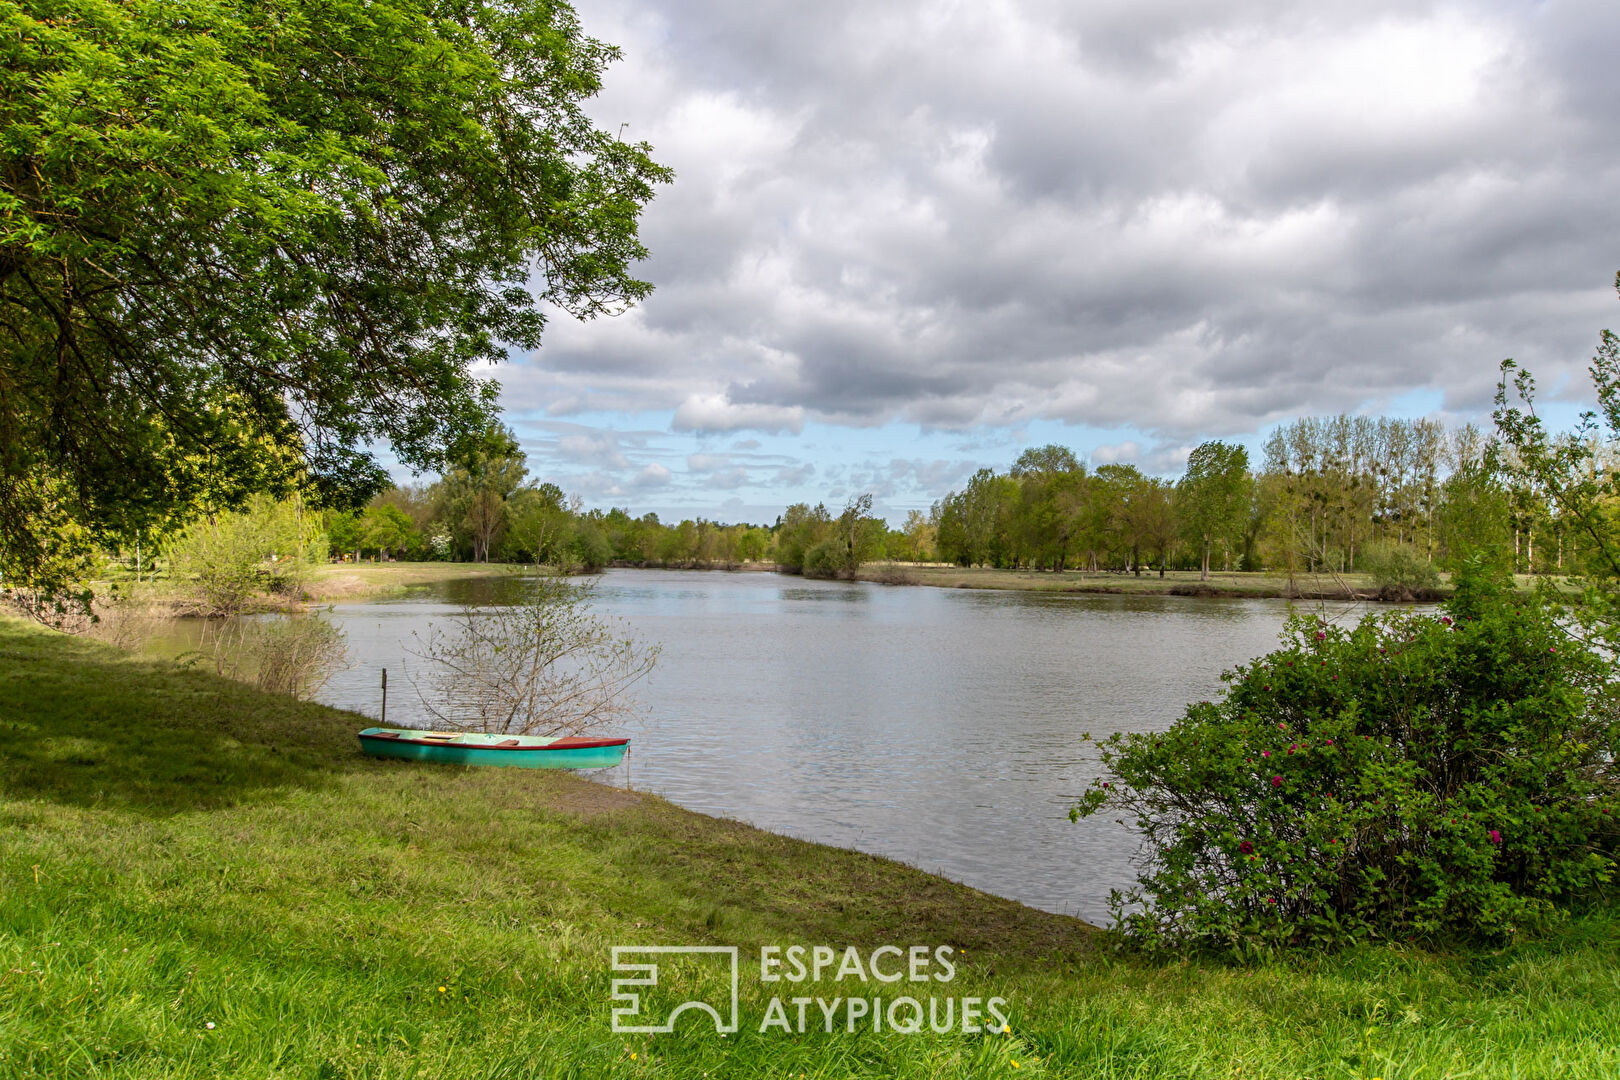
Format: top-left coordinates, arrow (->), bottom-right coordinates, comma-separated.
280,567 -> 1348,923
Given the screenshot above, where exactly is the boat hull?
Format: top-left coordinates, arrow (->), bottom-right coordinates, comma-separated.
357,728 -> 628,770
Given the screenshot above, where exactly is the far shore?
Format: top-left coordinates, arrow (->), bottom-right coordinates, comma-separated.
850,563 -> 1458,601
92,559 -> 1565,615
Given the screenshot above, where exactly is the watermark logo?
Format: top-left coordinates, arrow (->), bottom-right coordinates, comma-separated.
610,946 -> 740,1034
609,945 -> 1006,1036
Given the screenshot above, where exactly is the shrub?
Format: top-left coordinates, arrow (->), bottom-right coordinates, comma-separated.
801,538 -> 844,579
1072,583 -> 1620,949
1359,540 -> 1441,599
86,584 -> 173,652
406,575 -> 657,736
185,614 -> 348,700
246,616 -> 349,698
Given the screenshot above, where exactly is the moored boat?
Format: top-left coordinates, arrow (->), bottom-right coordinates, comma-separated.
357,727 -> 629,769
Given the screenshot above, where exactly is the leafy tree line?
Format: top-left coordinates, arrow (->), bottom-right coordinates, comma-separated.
930,418 -> 1564,586
92,413 -> 1578,591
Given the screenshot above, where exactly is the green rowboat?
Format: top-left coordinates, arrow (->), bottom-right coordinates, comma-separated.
357,727 -> 629,769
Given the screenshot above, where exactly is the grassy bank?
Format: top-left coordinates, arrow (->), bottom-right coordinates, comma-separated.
853,565 -> 1434,600
298,560 -> 534,602
2,617 -> 1617,1078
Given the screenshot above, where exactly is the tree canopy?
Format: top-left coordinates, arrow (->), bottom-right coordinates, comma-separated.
1176,441 -> 1251,580
0,0 -> 670,586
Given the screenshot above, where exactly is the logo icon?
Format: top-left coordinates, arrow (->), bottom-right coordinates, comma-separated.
610,946 -> 740,1033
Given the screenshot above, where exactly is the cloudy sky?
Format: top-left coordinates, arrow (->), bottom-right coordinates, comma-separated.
479,0 -> 1620,524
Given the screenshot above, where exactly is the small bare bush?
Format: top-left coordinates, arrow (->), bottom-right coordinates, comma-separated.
185,614 -> 349,700
86,586 -> 173,652
406,574 -> 658,736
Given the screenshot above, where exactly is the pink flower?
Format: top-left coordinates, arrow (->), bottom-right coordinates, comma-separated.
1325,739 -> 1334,746
1489,829 -> 1502,845
1271,776 -> 1283,788
1441,616 -> 1453,626
1315,630 -> 1326,641
1239,840 -> 1254,854
1262,751 -> 1270,758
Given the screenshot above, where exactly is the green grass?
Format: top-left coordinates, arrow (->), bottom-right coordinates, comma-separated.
2,615 -> 1617,1078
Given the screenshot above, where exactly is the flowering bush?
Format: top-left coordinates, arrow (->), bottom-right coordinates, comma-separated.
1072,580 -> 1620,948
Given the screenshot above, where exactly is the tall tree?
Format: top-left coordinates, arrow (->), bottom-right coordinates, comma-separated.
1177,441 -> 1251,581
1492,275 -> 1620,672
1010,444 -> 1081,478
441,425 -> 528,562
0,0 -> 671,590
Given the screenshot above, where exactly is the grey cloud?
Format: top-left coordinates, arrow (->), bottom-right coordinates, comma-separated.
773,463 -> 817,487
631,463 -> 674,489
528,0 -> 1620,443
709,468 -> 751,489
555,432 -> 630,468
685,452 -> 727,472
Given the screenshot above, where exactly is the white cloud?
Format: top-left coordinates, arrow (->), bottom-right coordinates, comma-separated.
632,463 -> 673,489
672,393 -> 806,434
1090,441 -> 1142,466
556,432 -> 629,468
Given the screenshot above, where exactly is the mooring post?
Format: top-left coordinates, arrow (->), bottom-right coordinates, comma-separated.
381,668 -> 388,725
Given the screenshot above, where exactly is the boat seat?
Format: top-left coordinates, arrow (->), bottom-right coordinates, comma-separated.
496,739 -> 521,747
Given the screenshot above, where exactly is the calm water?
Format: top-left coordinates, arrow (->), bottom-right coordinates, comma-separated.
304,569 -> 1322,923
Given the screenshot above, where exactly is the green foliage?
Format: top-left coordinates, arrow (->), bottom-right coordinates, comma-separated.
801,537 -> 844,577
169,512 -> 271,616
361,505 -> 417,558
1177,441 -> 1252,579
1073,586 -> 1620,949
1358,540 -> 1442,598
774,501 -> 833,574
440,424 -> 530,562
168,496 -> 321,612
569,520 -> 613,572
1496,275 -> 1620,632
1434,457 -> 1513,574
0,0 -> 670,587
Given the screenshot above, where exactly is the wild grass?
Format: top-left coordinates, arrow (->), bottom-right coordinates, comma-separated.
1,615 -> 1616,1078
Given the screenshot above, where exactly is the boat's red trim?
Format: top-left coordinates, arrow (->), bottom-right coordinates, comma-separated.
359,731 -> 628,750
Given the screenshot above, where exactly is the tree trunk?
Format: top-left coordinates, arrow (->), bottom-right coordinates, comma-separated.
1201,537 -> 1210,581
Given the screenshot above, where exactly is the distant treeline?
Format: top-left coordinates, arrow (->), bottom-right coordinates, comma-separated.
142,414 -> 1566,584
930,417 -> 1534,580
